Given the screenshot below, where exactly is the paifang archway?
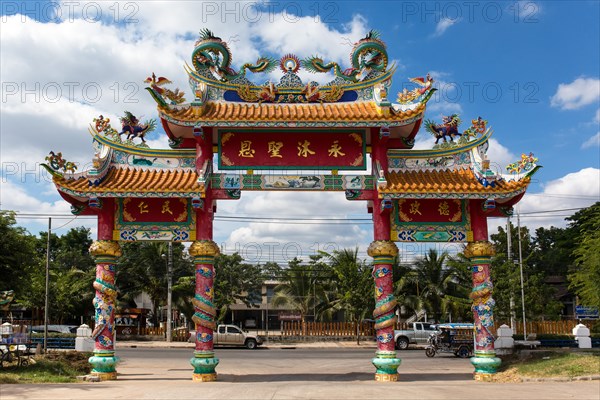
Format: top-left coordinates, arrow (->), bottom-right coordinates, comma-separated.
45,30 -> 539,383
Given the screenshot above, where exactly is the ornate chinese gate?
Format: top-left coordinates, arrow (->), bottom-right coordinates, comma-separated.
45,29 -> 539,382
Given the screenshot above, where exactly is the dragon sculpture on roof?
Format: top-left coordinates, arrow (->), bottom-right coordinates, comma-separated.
191,29 -> 278,82
301,30 -> 388,82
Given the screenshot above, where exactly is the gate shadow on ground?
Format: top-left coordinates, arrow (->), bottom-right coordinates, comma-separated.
220,372 -> 372,382
220,372 -> 473,383
398,373 -> 473,382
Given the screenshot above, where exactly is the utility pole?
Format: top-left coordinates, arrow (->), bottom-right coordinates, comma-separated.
166,242 -> 173,343
43,218 -> 51,353
517,211 -> 527,340
507,217 -> 516,331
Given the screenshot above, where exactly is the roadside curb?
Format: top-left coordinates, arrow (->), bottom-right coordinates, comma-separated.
116,341 -> 380,349
520,375 -> 600,382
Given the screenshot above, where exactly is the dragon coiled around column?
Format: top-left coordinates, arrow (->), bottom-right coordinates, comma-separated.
192,29 -> 277,82
471,273 -> 496,348
91,269 -> 117,342
192,293 -> 217,331
373,294 -> 398,330
301,30 -> 388,82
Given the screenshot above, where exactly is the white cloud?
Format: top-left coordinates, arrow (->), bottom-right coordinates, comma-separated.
581,132 -> 600,149
516,168 -> 600,229
550,77 -> 600,110
0,179 -> 97,236
487,138 -> 517,174
215,191 -> 372,263
432,17 -> 459,37
426,71 -> 463,116
595,108 -> 600,123
426,101 -> 463,115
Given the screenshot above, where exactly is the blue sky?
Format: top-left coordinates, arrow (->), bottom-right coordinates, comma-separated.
1,1 -> 599,262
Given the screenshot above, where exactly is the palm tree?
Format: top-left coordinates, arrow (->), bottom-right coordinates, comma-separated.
321,248 -> 373,323
118,242 -> 192,326
272,257 -> 328,324
400,249 -> 470,323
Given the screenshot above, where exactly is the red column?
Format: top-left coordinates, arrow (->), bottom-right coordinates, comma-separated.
88,198 -> 121,380
465,200 -> 501,381
368,131 -> 401,382
189,132 -> 220,382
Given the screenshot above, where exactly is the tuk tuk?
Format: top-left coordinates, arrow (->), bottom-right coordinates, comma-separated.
425,323 -> 474,358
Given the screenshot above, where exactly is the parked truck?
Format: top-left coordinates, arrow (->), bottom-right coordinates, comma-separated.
393,322 -> 439,350
204,325 -> 263,349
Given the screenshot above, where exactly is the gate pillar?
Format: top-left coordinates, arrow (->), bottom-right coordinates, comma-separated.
189,240 -> 220,381
88,240 -> 121,380
368,240 -> 401,382
464,241 -> 501,381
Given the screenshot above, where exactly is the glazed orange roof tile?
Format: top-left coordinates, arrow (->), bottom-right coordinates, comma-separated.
54,167 -> 203,196
159,101 -> 425,124
379,168 -> 530,196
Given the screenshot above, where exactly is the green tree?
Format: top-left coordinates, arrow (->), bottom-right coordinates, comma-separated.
321,248 -> 373,323
568,202 -> 600,308
0,211 -> 39,300
445,252 -> 475,321
10,226 -> 97,323
272,257 -> 327,323
394,258 -> 422,321
490,223 -> 562,320
400,249 -> 469,323
212,253 -> 263,322
117,242 -> 192,325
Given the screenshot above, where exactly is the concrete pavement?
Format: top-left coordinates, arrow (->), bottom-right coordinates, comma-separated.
2,345 -> 599,400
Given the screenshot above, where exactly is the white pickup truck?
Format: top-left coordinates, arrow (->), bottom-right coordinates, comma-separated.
214,325 -> 263,349
393,322 -> 438,350
190,324 -> 264,349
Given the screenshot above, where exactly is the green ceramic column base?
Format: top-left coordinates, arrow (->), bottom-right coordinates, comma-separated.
372,350 -> 401,382
470,351 -> 501,381
190,351 -> 219,382
88,352 -> 119,381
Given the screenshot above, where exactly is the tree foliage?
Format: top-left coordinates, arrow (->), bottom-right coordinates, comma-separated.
568,202 -> 600,308
322,248 -> 374,322
490,222 -> 564,320
272,256 -> 328,322
117,242 -> 192,325
397,249 -> 470,323
212,253 -> 262,322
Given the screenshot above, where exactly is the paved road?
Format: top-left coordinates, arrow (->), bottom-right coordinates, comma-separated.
2,348 -> 599,399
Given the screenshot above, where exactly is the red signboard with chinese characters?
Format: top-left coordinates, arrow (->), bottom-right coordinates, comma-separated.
114,198 -> 196,242
218,130 -> 366,170
121,198 -> 188,223
396,199 -> 463,223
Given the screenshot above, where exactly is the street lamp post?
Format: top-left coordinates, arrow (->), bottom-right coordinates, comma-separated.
43,218 -> 51,353
517,211 -> 527,340
162,242 -> 173,343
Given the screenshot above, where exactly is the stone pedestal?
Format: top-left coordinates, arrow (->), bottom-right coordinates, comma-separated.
495,324 -> 514,355
573,323 -> 592,349
75,324 -> 95,352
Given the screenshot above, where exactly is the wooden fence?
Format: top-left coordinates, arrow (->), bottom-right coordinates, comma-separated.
281,321 -> 375,337
281,320 -> 598,338
494,320 -> 599,336
137,327 -> 190,341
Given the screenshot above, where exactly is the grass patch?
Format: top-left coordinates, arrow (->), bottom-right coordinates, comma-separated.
0,351 -> 91,384
496,351 -> 600,382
